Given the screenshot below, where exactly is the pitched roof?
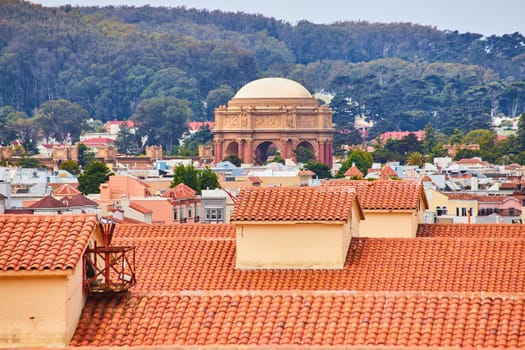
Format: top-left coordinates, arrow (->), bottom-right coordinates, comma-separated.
71,292 -> 525,348
61,194 -> 99,207
162,183 -> 196,199
379,164 -> 398,179
322,179 -> 425,210
344,163 -> 364,178
0,214 -> 98,271
28,195 -> 68,209
230,186 -> 358,222
109,229 -> 525,293
129,201 -> 153,214
52,183 -> 81,196
418,223 -> 525,238
298,169 -> 315,176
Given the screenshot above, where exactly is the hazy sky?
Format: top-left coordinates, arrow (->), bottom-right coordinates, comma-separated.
30,0 -> 524,37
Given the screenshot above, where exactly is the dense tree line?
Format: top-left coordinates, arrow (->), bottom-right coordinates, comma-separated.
1,0 -> 525,154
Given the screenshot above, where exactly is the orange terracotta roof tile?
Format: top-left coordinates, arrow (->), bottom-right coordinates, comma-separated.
0,214 -> 97,271
71,292 -> 525,348
322,179 -> 425,210
230,186 -> 357,222
51,183 -> 81,196
344,164 -> 364,178
298,169 -> 315,176
418,223 -> 525,238
129,201 -> 153,214
379,164 -> 398,179
114,223 -> 236,240
109,229 -> 525,293
162,183 -> 196,199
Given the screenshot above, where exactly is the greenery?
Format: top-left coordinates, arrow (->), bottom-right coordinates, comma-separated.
77,143 -> 95,168
303,161 -> 332,179
223,154 -> 242,167
0,1 -> 524,152
295,146 -> 315,163
114,123 -> 139,155
77,161 -> 113,194
171,163 -> 220,194
59,160 -> 80,175
336,149 -> 374,178
15,155 -> 42,168
178,125 -> 213,156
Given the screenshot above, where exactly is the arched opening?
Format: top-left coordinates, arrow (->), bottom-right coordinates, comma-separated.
225,142 -> 238,157
254,141 -> 281,165
294,141 -> 316,163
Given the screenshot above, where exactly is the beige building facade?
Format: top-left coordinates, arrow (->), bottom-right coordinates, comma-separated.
213,78 -> 334,166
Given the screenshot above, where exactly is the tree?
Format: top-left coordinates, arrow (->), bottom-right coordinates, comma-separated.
78,161 -> 113,194
16,155 -> 42,169
304,161 -> 332,179
295,146 -> 315,163
114,123 -> 139,155
170,164 -> 220,194
178,125 -> 213,156
336,149 -> 373,178
199,167 -> 220,191
171,164 -> 200,193
516,113 -> 525,152
77,143 -> 95,168
223,154 -> 242,167
406,152 -> 424,167
133,96 -> 193,152
35,99 -> 89,143
205,85 -> 235,119
60,160 -> 80,175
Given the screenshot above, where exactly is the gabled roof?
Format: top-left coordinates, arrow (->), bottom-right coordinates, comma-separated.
297,169 -> 315,176
344,163 -> 364,178
61,194 -> 99,207
52,183 -> 81,196
0,214 -> 98,271
230,186 -> 359,222
379,164 -> 398,179
322,179 -> 426,210
28,195 -> 67,209
162,183 -> 196,199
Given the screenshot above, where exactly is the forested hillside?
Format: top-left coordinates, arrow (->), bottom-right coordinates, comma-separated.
1,0 -> 525,152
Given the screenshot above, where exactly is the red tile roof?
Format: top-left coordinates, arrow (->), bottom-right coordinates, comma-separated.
162,183 -> 196,199
418,223 -> 525,238
72,292 -> 525,348
61,194 -> 99,207
129,201 -> 153,214
379,164 -> 398,179
52,183 -> 81,196
344,163 -> 364,178
28,195 -> 67,209
109,229 -> 525,293
115,223 -> 235,240
322,179 -> 426,210
298,169 -> 315,176
0,214 -> 98,271
230,186 -> 358,222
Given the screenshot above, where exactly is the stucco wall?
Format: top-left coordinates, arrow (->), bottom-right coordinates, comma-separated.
359,211 -> 417,238
236,222 -> 348,269
0,273 -> 68,347
65,264 -> 86,345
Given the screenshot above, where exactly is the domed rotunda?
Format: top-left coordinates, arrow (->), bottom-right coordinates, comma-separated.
213,77 -> 334,166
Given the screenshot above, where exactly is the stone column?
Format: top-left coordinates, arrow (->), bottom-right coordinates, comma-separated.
214,140 -> 223,164
318,139 -> 325,164
239,139 -> 245,163
246,140 -> 254,164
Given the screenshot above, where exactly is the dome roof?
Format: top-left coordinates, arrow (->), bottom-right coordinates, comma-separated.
233,77 -> 313,99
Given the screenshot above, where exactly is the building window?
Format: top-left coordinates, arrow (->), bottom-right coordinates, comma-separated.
510,207 -> 515,215
206,208 -> 224,223
188,207 -> 192,218
436,206 -> 448,216
173,208 -> 177,221
461,208 -> 467,217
